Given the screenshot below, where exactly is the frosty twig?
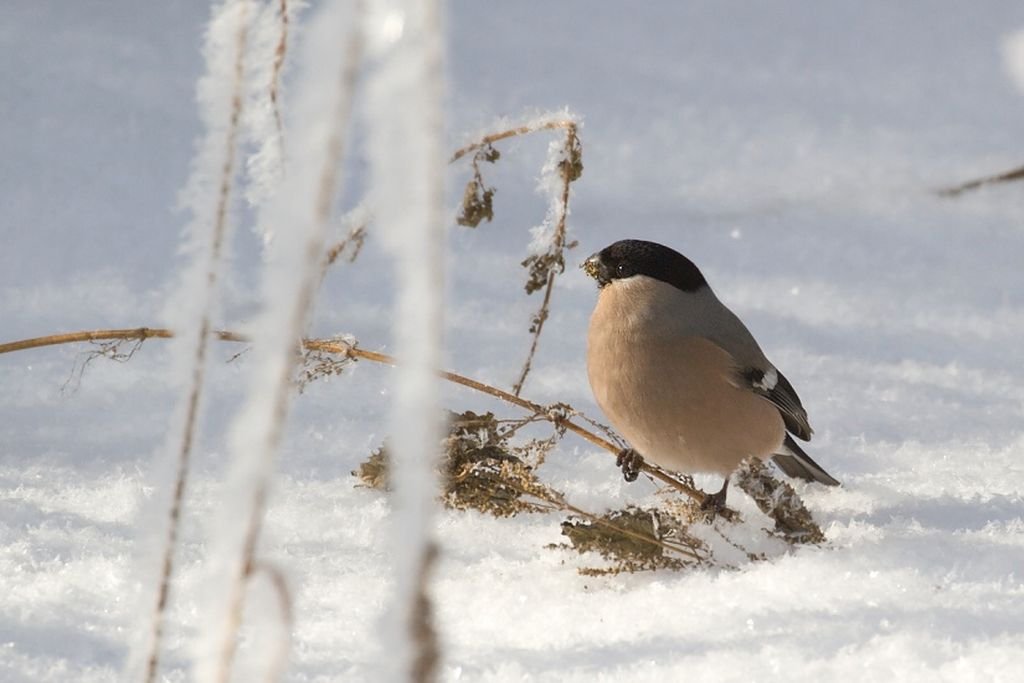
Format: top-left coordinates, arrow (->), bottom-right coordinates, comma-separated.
321,116 -> 583,400
139,1 -> 252,680
203,3 -> 365,680
513,123 -> 580,396
448,118 -> 578,163
268,0 -> 290,149
450,117 -> 583,396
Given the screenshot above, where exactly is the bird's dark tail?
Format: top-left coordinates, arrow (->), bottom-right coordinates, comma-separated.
771,434 -> 840,486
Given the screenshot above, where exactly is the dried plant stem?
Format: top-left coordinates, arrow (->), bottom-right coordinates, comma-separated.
410,543 -> 440,683
0,328 -> 711,508
512,130 -> 575,397
451,118 -> 584,397
513,267 -> 554,395
326,119 -> 581,399
306,340 -> 703,498
322,119 -> 579,269
449,119 -> 577,163
141,3 -> 251,680
937,163 -> 1024,197
269,0 -> 289,149
0,327 -> 246,354
211,12 -> 365,683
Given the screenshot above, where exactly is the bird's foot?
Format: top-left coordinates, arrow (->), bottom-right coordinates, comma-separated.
700,479 -> 730,520
615,448 -> 644,482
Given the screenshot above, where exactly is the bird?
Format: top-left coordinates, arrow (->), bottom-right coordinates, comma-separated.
582,239 -> 839,509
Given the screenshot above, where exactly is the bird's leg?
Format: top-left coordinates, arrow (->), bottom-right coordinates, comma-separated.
701,477 -> 730,515
615,448 -> 644,482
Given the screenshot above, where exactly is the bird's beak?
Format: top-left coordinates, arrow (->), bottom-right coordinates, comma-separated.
581,252 -> 609,287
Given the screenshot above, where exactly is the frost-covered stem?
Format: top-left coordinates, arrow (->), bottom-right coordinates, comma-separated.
366,0 -> 446,678
241,0 -> 303,231
136,3 -> 251,681
512,123 -> 579,396
320,117 -> 581,278
247,561 -> 295,683
269,0 -> 290,148
449,118 -> 577,163
198,2 -> 364,681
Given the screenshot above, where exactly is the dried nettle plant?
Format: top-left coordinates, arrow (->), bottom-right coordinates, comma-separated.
448,118 -> 582,396
322,114 -> 585,397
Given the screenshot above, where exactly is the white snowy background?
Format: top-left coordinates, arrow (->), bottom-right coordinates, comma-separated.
3,1 -> 1024,681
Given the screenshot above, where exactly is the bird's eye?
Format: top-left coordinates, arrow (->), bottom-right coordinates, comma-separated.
615,263 -> 632,278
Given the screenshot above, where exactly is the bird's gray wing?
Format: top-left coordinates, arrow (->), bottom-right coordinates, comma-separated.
772,434 -> 839,486
736,366 -> 814,441
685,289 -> 813,440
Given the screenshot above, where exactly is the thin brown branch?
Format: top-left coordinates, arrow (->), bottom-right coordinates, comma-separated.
0,328 -> 242,354
1,328 -> 711,507
449,118 -> 578,163
937,164 -> 1024,197
322,118 -> 579,265
512,269 -> 555,397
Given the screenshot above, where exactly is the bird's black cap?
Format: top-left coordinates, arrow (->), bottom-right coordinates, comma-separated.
583,239 -> 708,293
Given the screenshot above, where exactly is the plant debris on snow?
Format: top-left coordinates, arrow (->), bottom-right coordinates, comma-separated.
735,458 -> 826,544
556,505 -> 708,576
354,409 -> 566,517
354,409 -> 829,576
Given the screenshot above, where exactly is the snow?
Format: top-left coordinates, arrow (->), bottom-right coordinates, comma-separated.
3,1 -> 1024,681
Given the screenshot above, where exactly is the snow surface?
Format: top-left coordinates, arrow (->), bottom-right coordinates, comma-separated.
3,1 -> 1024,681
